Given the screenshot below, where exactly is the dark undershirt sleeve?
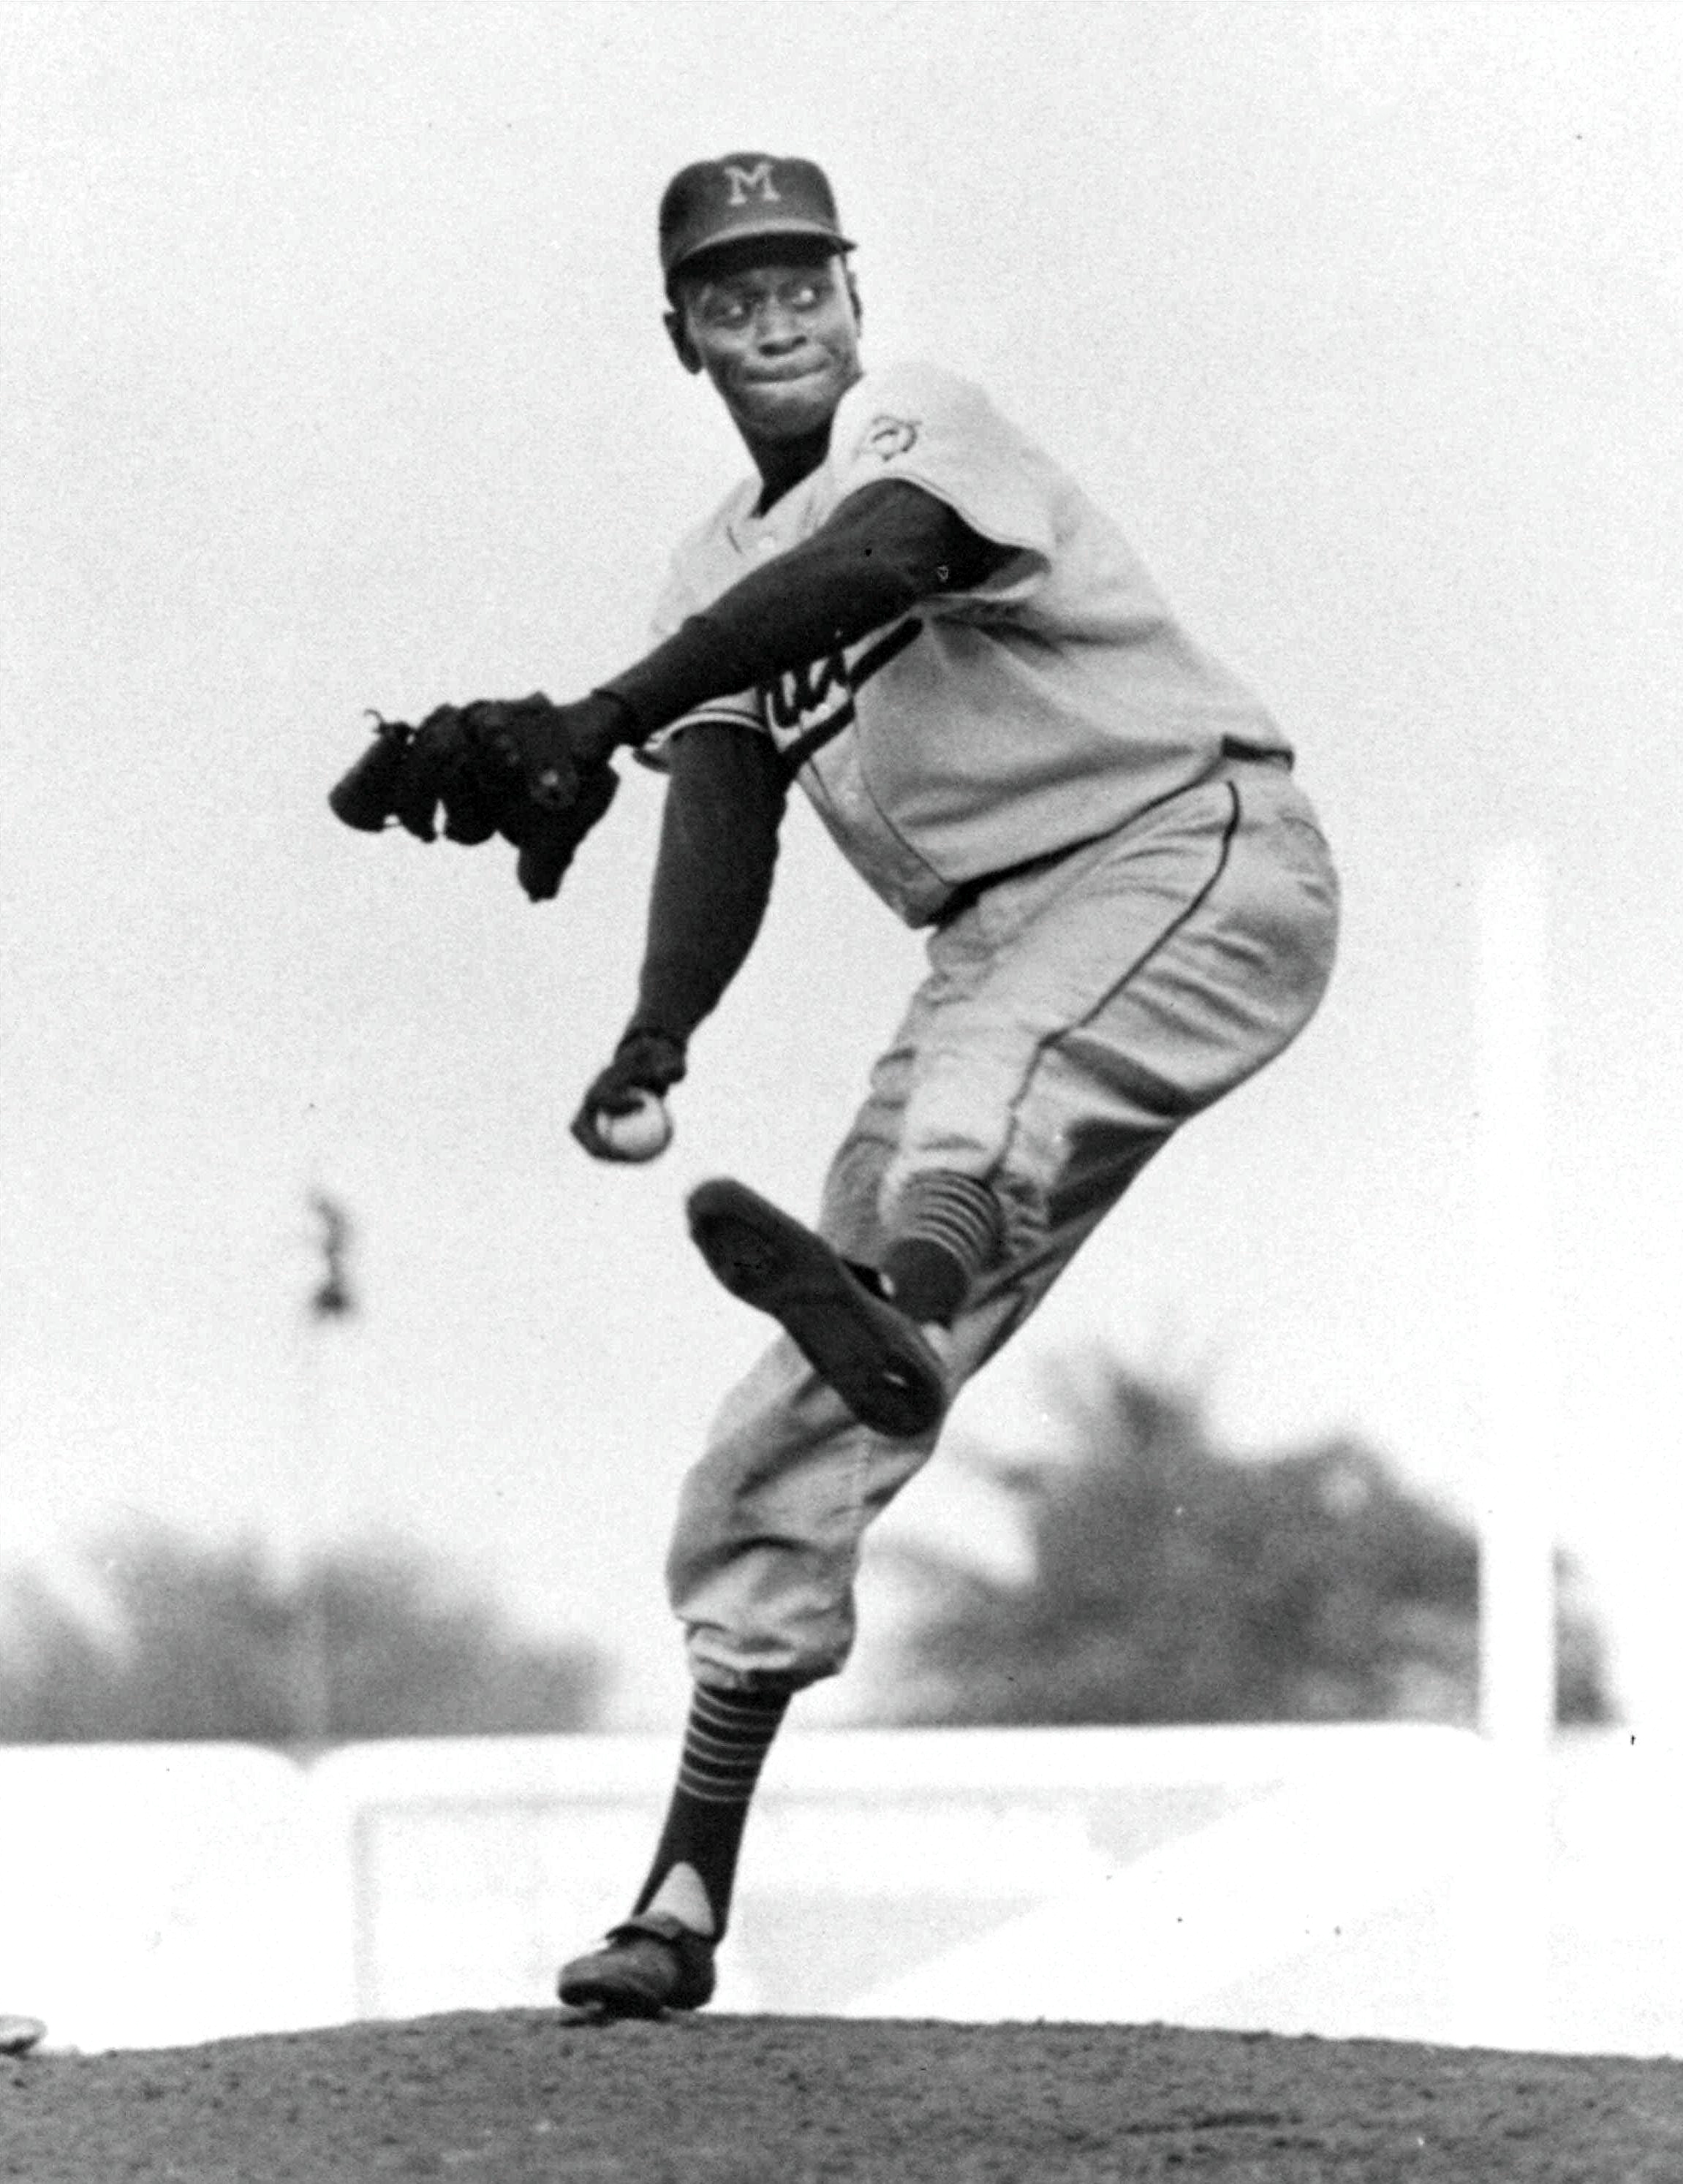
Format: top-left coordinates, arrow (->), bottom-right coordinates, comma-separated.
629,717 -> 789,1046
600,480 -> 1018,742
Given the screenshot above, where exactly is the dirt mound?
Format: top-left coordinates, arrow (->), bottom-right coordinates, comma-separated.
1,2012 -> 1676,2181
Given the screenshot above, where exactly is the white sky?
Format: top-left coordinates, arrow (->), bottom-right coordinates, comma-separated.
3,1 -> 1680,1730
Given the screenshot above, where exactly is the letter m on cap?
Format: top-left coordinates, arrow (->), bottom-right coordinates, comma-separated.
725,159 -> 780,206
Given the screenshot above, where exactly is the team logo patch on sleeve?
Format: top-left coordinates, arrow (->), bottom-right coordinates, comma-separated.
858,414 -> 919,462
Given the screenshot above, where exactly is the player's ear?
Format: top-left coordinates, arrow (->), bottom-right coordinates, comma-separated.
665,306 -> 704,376
844,268 -> 863,336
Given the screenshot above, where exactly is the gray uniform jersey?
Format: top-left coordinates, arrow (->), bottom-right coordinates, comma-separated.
645,361 -> 1290,926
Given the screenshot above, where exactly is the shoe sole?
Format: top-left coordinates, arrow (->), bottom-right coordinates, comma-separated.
556,1971 -> 670,2021
686,1180 -> 947,1438
558,1930 -> 715,2020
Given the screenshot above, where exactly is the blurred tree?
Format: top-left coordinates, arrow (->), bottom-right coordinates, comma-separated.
880,1354 -> 1610,1729
0,1524 -> 607,1748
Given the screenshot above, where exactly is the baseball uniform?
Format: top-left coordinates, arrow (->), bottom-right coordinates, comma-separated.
619,359 -> 1339,1684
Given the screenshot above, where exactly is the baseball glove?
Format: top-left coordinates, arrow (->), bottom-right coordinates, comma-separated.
328,694 -> 622,902
502,757 -> 620,902
571,1028 -> 687,1159
327,705 -> 516,845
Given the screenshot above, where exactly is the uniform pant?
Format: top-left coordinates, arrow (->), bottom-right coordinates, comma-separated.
668,754 -> 1342,1692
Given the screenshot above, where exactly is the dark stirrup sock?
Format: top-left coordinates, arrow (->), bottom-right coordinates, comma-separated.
880,1170 -> 1002,1326
630,1683 -> 791,1938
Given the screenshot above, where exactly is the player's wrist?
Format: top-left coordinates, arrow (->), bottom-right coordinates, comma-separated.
573,689 -> 639,766
616,1024 -> 688,1085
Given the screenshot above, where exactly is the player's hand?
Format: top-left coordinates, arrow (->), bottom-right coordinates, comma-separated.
459,691 -> 628,812
572,1030 -> 687,1161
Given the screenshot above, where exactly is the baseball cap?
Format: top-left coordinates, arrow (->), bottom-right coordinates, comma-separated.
659,153 -> 853,284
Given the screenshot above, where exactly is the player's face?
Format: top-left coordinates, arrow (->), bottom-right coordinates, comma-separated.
671,254 -> 863,444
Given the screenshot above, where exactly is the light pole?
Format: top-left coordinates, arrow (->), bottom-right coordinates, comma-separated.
1467,840 -> 1557,2047
290,1189 -> 358,1749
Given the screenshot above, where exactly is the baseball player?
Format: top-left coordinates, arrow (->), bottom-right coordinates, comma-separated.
330,152 -> 1340,2018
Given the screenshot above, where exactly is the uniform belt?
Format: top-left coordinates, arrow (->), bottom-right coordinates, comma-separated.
933,840 -> 1083,928
1219,735 -> 1293,769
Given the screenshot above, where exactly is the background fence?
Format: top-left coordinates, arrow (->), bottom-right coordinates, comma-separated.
2,1724 -> 1676,2056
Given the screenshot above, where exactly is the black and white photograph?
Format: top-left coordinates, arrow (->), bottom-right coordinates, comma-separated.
1,2 -> 1679,2174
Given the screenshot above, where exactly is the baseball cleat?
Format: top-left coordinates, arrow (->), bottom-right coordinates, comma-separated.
686,1178 -> 948,1438
0,2015 -> 47,2057
557,1912 -> 716,2021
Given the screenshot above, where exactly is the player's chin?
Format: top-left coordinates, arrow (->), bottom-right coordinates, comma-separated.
729,373 -> 846,441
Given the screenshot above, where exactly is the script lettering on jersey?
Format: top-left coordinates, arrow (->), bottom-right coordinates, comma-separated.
724,160 -> 780,206
765,620 -> 923,778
